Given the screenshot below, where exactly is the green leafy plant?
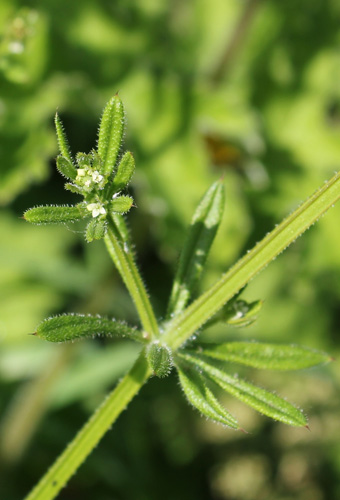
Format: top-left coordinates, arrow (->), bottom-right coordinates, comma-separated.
23,95 -> 340,500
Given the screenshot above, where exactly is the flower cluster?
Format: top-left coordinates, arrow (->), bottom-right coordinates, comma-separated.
24,95 -> 135,242
74,152 -> 106,193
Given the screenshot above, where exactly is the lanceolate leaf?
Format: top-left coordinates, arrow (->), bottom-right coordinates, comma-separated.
110,196 -> 134,214
97,94 -> 125,176
177,363 -> 239,429
179,352 -> 307,427
55,113 -> 73,164
65,183 -> 83,195
194,342 -> 332,370
224,299 -> 263,327
24,204 -> 89,224
56,156 -> 77,181
110,151 -> 135,194
167,181 -> 225,317
35,314 -> 145,344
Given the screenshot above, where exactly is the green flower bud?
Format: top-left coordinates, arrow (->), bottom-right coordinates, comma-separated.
146,341 -> 173,378
86,218 -> 107,242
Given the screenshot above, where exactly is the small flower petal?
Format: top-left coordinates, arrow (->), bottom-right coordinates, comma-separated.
87,203 -> 106,218
92,171 -> 104,183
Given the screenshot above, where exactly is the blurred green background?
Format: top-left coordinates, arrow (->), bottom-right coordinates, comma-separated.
1,0 -> 340,499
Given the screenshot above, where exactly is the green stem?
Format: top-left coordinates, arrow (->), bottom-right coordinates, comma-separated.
104,216 -> 159,340
24,352 -> 152,500
164,170 -> 340,350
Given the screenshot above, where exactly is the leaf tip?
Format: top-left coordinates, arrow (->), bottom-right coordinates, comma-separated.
54,111 -> 60,126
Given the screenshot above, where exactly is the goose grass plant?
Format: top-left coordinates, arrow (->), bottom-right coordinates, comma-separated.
23,95 -> 339,500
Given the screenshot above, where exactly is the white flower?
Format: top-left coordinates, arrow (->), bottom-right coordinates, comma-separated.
87,203 -> 106,218
76,169 -> 86,177
92,171 -> 104,184
93,206 -> 106,217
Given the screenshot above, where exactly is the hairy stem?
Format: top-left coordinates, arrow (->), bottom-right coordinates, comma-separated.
24,352 -> 151,500
104,216 -> 159,340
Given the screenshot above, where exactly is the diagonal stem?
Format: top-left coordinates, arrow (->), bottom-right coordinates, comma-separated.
104,215 -> 159,340
24,352 -> 152,500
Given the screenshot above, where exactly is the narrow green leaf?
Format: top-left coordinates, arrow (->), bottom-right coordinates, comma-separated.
54,113 -> 73,164
24,204 -> 89,225
179,352 -> 307,427
223,299 -> 263,327
110,151 -> 135,194
56,156 -> 77,181
146,341 -> 173,377
195,342 -> 332,370
97,95 -> 125,176
86,218 -> 108,242
205,297 -> 263,329
65,183 -> 83,195
177,363 -> 239,429
110,196 -> 134,214
167,181 -> 225,317
35,313 -> 145,344
202,287 -> 250,329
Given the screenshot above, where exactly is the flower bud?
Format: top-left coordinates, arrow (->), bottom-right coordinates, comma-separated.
86,218 -> 107,242
146,341 -> 173,378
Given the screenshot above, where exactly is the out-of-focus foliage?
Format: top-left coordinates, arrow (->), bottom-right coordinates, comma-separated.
1,0 -> 340,499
